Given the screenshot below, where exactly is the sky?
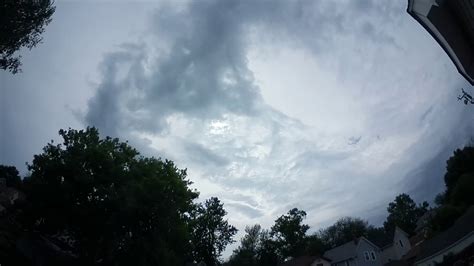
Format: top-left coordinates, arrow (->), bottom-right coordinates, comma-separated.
1,0 -> 474,258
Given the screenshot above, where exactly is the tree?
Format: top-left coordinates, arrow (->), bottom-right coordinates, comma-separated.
430,145 -> 474,232
383,194 -> 429,235
256,229 -> 280,266
189,197 -> 237,266
304,233 -> 327,256
23,127 -> 198,265
449,173 -> 474,207
318,217 -> 370,248
0,0 -> 55,73
228,224 -> 262,266
0,165 -> 22,188
270,208 -> 309,260
444,146 -> 474,201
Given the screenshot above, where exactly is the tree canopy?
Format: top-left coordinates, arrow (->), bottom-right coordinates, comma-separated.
189,197 -> 237,266
383,194 -> 428,235
228,224 -> 262,266
430,145 -> 474,232
0,0 -> 55,73
270,208 -> 309,260
0,165 -> 22,189
318,217 -> 370,249
22,127 -> 199,265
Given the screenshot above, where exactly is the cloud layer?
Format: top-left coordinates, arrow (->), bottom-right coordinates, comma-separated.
2,0 -> 474,258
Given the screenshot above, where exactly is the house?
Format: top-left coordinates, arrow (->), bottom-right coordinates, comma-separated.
280,255 -> 331,266
413,206 -> 474,266
375,227 -> 412,265
323,237 -> 382,266
407,0 -> 474,85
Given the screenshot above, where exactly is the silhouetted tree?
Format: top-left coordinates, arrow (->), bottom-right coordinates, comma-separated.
270,208 -> 309,260
0,0 -> 55,73
256,229 -> 280,266
23,127 -> 198,265
318,217 -> 370,248
383,194 -> 429,235
228,224 -> 262,266
304,233 -> 327,256
431,145 -> 474,231
189,197 -> 237,266
0,165 -> 22,188
444,146 -> 474,200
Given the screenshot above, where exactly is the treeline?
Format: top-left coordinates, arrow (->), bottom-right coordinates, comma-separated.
224,196 -> 428,266
0,128 -> 473,266
0,128 -> 236,266
224,143 -> 474,265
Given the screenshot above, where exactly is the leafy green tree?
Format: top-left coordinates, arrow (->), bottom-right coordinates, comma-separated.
449,173 -> 474,207
383,194 -> 429,235
430,205 -> 465,232
304,233 -> 327,256
270,208 -> 309,260
0,165 -> 22,188
228,224 -> 262,266
23,127 -> 198,265
189,197 -> 237,266
256,229 -> 280,266
430,146 -> 474,232
444,146 -> 474,202
0,166 -> 26,264
318,217 -> 369,248
0,0 -> 55,73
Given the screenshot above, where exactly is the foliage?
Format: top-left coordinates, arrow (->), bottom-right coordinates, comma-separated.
255,229 -> 280,266
304,233 -> 327,256
319,217 -> 370,249
449,173 -> 474,207
383,193 -> 428,235
0,165 -> 22,189
270,208 -> 309,260
189,197 -> 237,266
228,224 -> 262,266
444,146 -> 474,201
0,0 -> 55,73
431,145 -> 474,232
23,127 -> 199,265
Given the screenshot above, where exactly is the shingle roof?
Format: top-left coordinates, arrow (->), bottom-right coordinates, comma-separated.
416,206 -> 474,262
323,239 -> 358,263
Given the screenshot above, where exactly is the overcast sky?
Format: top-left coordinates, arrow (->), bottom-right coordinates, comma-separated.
1,0 -> 473,258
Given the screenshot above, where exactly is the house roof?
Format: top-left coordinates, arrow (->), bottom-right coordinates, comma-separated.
407,0 -> 474,85
323,240 -> 358,263
324,237 -> 379,263
415,206 -> 474,263
368,229 -> 394,249
367,226 -> 410,249
279,256 -> 331,266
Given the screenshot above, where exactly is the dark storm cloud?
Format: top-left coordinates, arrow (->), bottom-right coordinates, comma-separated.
85,0 -> 400,139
